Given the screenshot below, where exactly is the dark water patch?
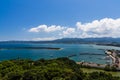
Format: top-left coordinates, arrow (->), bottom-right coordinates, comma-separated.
98,49 -> 105,51
67,54 -> 77,58
79,53 -> 105,56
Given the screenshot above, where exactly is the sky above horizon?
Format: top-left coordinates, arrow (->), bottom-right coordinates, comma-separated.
1,0 -> 120,41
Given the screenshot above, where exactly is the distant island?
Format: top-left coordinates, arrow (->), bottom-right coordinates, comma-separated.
0,37 -> 120,44
1,37 -> 120,47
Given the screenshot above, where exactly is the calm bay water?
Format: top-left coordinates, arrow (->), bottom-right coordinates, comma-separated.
0,43 -> 120,64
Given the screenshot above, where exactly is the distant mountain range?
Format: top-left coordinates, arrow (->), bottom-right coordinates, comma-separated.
53,37 -> 120,43
0,37 -> 120,44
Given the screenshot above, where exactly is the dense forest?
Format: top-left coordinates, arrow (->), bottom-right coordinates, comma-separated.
0,57 -> 119,80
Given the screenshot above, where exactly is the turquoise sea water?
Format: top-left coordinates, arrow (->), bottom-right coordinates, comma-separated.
0,43 -> 120,64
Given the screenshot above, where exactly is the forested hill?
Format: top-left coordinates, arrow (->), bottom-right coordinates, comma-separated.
0,57 -> 119,80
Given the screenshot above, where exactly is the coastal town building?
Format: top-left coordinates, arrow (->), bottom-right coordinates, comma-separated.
105,50 -> 120,68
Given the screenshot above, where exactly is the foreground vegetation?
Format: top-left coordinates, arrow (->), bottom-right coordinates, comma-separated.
0,57 -> 119,80
81,68 -> 120,77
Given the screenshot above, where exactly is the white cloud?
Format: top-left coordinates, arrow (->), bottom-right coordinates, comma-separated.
76,18 -> 120,38
29,25 -> 65,32
63,28 -> 75,35
28,18 -> 120,39
32,37 -> 58,41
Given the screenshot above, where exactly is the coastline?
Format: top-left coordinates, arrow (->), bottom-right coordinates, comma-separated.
76,61 -> 120,71
76,62 -> 106,69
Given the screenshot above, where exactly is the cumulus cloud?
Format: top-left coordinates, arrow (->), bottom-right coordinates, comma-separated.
29,25 -> 65,32
76,18 -> 120,38
28,18 -> 120,39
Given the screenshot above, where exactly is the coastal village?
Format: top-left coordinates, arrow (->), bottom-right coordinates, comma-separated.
77,49 -> 120,71
105,50 -> 120,68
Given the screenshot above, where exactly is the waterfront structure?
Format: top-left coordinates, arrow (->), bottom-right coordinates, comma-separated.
105,50 -> 120,68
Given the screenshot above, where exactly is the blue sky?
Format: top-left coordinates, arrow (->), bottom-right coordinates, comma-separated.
1,0 -> 120,41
